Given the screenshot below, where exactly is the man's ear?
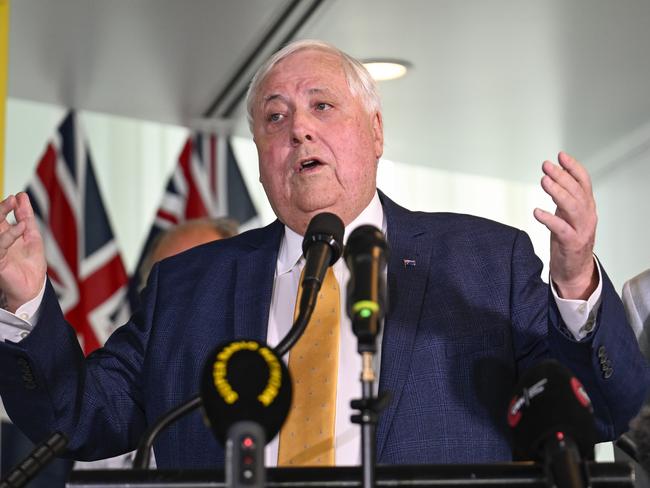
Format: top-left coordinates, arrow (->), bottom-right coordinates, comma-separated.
372,112 -> 384,159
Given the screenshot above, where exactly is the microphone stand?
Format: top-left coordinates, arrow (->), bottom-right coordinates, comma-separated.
350,313 -> 389,488
0,432 -> 68,488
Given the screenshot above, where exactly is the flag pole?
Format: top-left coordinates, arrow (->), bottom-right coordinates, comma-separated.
0,0 -> 9,197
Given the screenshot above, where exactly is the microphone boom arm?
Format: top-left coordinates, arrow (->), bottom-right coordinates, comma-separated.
132,395 -> 202,469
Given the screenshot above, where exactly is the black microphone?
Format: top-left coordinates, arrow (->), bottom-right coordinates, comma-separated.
200,339 -> 292,445
344,225 -> 389,353
508,359 -> 596,488
0,431 -> 68,488
201,339 -> 292,488
298,212 -> 344,311
274,212 -> 344,357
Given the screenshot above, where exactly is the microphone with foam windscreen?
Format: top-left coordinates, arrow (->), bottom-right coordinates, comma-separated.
201,339 -> 291,487
274,212 -> 344,357
298,212 -> 344,310
344,225 -> 388,353
508,359 -> 596,488
201,339 -> 292,444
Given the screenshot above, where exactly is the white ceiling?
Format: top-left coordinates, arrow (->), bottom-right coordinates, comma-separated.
8,0 -> 650,183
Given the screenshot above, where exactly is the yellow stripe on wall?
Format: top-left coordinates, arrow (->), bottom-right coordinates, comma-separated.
0,0 -> 9,197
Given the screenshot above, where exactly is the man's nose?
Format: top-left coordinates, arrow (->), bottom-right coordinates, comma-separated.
291,111 -> 315,145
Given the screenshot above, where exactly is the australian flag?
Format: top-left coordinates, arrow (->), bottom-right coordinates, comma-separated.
25,112 -> 131,355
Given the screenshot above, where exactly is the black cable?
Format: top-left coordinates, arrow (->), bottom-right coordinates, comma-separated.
274,287 -> 319,357
132,395 -> 202,469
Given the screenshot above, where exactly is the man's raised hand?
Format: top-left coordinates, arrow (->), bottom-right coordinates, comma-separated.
0,193 -> 47,313
533,152 -> 598,300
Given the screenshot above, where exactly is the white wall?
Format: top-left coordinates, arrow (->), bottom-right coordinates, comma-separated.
591,135 -> 650,292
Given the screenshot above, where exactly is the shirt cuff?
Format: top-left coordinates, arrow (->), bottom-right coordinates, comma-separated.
550,256 -> 603,340
0,278 -> 47,343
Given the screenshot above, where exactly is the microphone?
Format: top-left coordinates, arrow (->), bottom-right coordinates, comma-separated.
200,339 -> 292,445
298,212 -> 344,311
274,212 -> 344,357
0,431 -> 68,488
344,225 -> 389,353
201,339 -> 292,488
508,359 -> 596,488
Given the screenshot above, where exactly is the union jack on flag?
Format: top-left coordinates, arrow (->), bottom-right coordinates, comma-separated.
153,132 -> 221,229
130,132 -> 257,296
25,112 -> 131,355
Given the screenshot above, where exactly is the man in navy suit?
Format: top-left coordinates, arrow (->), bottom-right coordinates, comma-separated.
0,40 -> 648,468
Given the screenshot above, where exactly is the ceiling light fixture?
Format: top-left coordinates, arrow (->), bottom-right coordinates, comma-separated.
362,59 -> 411,81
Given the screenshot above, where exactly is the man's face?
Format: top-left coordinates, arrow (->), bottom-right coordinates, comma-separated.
252,49 -> 383,235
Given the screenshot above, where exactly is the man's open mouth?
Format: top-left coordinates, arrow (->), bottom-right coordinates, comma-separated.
298,159 -> 323,172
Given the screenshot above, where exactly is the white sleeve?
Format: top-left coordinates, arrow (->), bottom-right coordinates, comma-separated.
550,256 -> 603,340
0,278 -> 47,343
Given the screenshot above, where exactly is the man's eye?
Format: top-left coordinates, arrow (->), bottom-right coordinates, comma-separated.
268,113 -> 284,122
315,102 -> 332,111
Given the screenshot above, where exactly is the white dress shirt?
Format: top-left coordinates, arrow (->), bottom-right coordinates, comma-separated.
0,191 -> 602,466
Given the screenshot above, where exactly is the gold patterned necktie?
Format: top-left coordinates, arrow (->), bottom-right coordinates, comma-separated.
277,267 -> 340,466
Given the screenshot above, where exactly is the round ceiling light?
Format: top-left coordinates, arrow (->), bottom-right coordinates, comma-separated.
362,60 -> 411,81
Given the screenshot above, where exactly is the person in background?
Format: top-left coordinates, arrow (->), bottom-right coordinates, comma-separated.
617,268 -> 650,488
623,268 -> 650,359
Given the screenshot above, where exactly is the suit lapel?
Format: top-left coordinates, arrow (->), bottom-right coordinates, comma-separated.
232,220 -> 284,343
376,192 -> 433,459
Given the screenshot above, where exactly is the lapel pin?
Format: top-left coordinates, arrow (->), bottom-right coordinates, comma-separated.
403,259 -> 416,268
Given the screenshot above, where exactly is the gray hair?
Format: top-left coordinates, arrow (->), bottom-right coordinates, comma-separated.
245,39 -> 381,130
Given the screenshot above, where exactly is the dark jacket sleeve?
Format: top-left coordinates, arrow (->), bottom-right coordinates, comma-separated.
0,267 -> 161,460
546,259 -> 650,439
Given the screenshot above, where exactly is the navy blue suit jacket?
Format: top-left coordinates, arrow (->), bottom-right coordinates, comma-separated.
0,193 -> 648,468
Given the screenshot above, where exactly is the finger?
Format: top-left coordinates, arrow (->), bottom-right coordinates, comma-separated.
533,208 -> 575,241
540,174 -> 580,224
557,151 -> 593,194
14,192 -> 36,222
13,192 -> 41,239
0,220 -> 26,255
542,160 -> 584,202
0,195 -> 17,232
541,159 -> 596,228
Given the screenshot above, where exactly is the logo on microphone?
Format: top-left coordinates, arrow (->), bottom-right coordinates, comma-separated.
570,376 -> 592,409
507,377 -> 548,427
212,340 -> 282,406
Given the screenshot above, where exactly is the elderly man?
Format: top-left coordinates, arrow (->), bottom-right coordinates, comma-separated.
0,40 -> 647,469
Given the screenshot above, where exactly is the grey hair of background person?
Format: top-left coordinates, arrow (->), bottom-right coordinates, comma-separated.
245,39 -> 382,131
622,268 -> 650,359
138,217 -> 239,290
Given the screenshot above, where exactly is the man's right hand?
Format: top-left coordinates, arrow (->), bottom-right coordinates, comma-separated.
0,193 -> 47,313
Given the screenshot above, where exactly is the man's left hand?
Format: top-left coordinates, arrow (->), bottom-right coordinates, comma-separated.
534,152 -> 598,300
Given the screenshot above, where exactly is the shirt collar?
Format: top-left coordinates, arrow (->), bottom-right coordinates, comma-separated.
276,192 -> 385,276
